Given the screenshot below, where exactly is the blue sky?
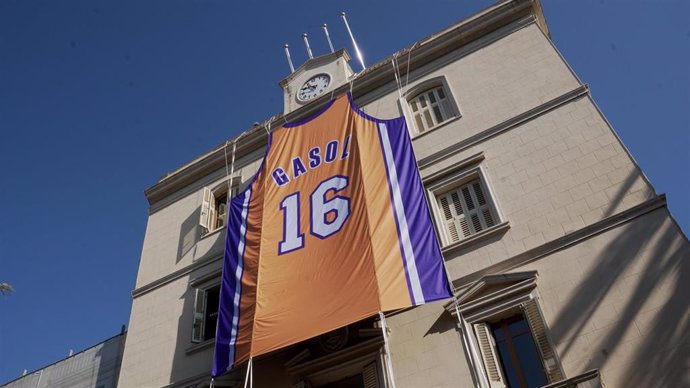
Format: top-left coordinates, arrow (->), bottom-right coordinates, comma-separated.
0,0 -> 688,383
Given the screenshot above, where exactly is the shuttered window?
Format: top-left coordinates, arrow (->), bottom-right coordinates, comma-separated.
199,184 -> 239,233
199,187 -> 213,231
362,362 -> 380,388
438,179 -> 496,244
472,307 -> 563,388
474,323 -> 506,388
522,300 -> 564,383
191,285 -> 221,343
490,316 -> 547,388
191,288 -> 205,343
214,192 -> 228,230
409,86 -> 455,133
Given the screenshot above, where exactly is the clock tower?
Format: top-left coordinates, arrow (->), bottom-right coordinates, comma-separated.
279,48 -> 354,114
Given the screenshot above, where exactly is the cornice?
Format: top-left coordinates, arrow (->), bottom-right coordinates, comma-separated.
144,0 -> 546,208
451,195 -> 668,290
418,84 -> 589,170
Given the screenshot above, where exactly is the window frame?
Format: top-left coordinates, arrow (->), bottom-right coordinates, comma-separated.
399,76 -> 461,137
426,164 -> 504,248
190,272 -> 222,345
488,314 -> 549,388
448,273 -> 565,388
200,177 -> 240,236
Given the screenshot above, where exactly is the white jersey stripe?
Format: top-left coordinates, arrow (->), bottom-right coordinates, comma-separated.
228,187 -> 252,368
377,122 -> 425,305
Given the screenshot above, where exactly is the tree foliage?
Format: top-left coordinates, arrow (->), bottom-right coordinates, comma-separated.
0,282 -> 14,295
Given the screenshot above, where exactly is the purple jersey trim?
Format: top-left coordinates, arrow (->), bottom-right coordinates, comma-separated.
375,121 -> 419,305
348,92 -> 452,303
380,118 -> 452,302
284,98 -> 337,128
212,188 -> 252,376
213,92 -> 451,378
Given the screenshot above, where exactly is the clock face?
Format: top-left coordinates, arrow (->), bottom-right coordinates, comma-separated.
297,73 -> 331,102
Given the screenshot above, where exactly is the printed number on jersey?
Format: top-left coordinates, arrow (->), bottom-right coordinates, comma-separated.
279,175 -> 351,255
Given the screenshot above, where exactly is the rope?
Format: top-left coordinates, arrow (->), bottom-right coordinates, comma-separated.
223,141 -> 230,180
391,53 -> 403,100
223,139 -> 237,193
379,312 -> 398,388
391,55 -> 404,100
403,48 -> 412,96
454,297 -> 486,388
243,358 -> 253,388
391,85 -> 485,387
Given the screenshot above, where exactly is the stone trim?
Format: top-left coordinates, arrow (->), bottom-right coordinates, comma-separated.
131,254 -> 222,299
161,371 -> 215,388
144,0 -> 543,209
441,221 -> 511,255
132,185 -> 666,301
541,369 -> 601,388
184,338 -> 214,355
422,152 -> 484,184
189,269 -> 222,288
452,195 -> 667,289
418,84 -> 589,170
286,337 -> 384,377
444,276 -> 537,318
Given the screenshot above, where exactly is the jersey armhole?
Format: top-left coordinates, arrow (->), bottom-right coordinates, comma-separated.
346,91 -> 406,126
229,130 -> 272,204
232,92 -> 405,203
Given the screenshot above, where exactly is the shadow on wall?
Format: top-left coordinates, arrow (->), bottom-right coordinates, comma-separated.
3,331 -> 126,388
548,169 -> 690,386
424,312 -> 482,388
177,208 -> 201,264
94,330 -> 127,388
170,283 -> 201,385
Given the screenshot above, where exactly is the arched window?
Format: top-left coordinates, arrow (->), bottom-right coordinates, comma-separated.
405,77 -> 460,135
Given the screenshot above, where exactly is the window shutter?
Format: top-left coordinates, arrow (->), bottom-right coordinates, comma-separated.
199,187 -> 213,230
191,288 -> 205,343
473,323 -> 506,388
438,178 -> 497,243
522,299 -> 564,383
362,362 -> 380,388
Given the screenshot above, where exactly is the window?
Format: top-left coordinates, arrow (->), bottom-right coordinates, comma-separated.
426,162 -> 503,247
438,178 -> 497,243
199,181 -> 239,233
213,192 -> 228,229
409,86 -> 455,133
448,272 -> 564,388
478,315 -> 548,388
192,284 -> 220,343
402,77 -> 460,135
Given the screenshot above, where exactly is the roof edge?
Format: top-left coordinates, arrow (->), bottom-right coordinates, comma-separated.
145,0 -> 544,207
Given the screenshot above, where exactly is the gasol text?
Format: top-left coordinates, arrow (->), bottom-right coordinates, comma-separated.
271,135 -> 351,187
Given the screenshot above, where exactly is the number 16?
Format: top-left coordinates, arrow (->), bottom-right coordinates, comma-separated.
279,175 -> 351,255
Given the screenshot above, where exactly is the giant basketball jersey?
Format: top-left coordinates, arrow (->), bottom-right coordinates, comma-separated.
213,93 -> 452,376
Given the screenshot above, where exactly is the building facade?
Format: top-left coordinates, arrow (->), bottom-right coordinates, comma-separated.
118,1 -> 690,387
2,331 -> 126,388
